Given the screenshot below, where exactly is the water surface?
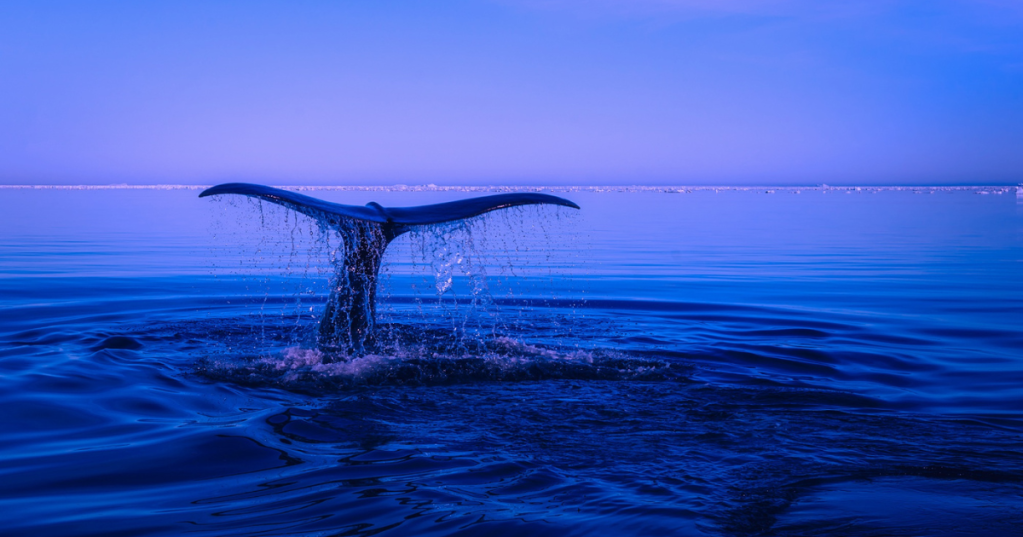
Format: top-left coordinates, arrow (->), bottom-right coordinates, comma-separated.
1,186 -> 1021,536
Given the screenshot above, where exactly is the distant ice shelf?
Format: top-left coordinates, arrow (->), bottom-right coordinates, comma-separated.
0,184 -> 1017,195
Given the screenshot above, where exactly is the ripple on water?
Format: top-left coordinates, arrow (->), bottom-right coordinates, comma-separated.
197,330 -> 694,392
771,476 -> 1023,536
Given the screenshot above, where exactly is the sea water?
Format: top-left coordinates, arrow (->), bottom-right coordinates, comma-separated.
0,186 -> 1021,536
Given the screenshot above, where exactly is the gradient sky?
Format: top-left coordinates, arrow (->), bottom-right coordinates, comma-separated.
2,1 -> 1022,185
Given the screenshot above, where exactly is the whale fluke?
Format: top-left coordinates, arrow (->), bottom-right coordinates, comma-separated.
199,183 -> 578,228
200,183 -> 390,223
200,183 -> 579,354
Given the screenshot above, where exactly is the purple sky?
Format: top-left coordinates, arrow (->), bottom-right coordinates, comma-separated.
2,1 -> 1022,185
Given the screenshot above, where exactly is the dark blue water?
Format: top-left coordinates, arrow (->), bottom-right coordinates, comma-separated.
2,186 -> 1021,536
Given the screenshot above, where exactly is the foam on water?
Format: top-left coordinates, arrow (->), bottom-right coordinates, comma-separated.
197,330 -> 694,392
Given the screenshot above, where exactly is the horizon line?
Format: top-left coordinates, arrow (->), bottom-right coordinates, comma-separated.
1,184 -> 1019,191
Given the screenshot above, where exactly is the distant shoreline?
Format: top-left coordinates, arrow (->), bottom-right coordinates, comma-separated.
0,184 -> 1018,194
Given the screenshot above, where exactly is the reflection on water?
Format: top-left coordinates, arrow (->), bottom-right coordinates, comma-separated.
0,187 -> 1021,536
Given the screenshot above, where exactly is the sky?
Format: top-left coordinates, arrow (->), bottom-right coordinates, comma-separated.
1,0 -> 1022,186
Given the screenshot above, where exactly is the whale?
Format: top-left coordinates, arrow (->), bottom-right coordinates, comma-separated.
200,183 -> 579,354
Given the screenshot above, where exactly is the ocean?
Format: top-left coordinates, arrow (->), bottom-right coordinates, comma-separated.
1,185 -> 1021,536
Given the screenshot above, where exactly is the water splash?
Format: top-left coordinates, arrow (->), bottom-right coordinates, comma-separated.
206,193 -> 581,366
197,332 -> 691,392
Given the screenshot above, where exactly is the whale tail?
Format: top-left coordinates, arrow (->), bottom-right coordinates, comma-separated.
200,183 -> 579,354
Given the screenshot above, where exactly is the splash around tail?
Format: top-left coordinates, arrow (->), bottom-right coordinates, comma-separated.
200,183 -> 579,355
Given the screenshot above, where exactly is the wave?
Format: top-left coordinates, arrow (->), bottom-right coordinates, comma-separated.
197,331 -> 693,392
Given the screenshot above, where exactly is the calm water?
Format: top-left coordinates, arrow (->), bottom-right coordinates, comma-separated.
1,186 -> 1021,536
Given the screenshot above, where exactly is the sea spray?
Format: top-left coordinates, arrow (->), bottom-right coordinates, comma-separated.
206,195 -> 583,365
